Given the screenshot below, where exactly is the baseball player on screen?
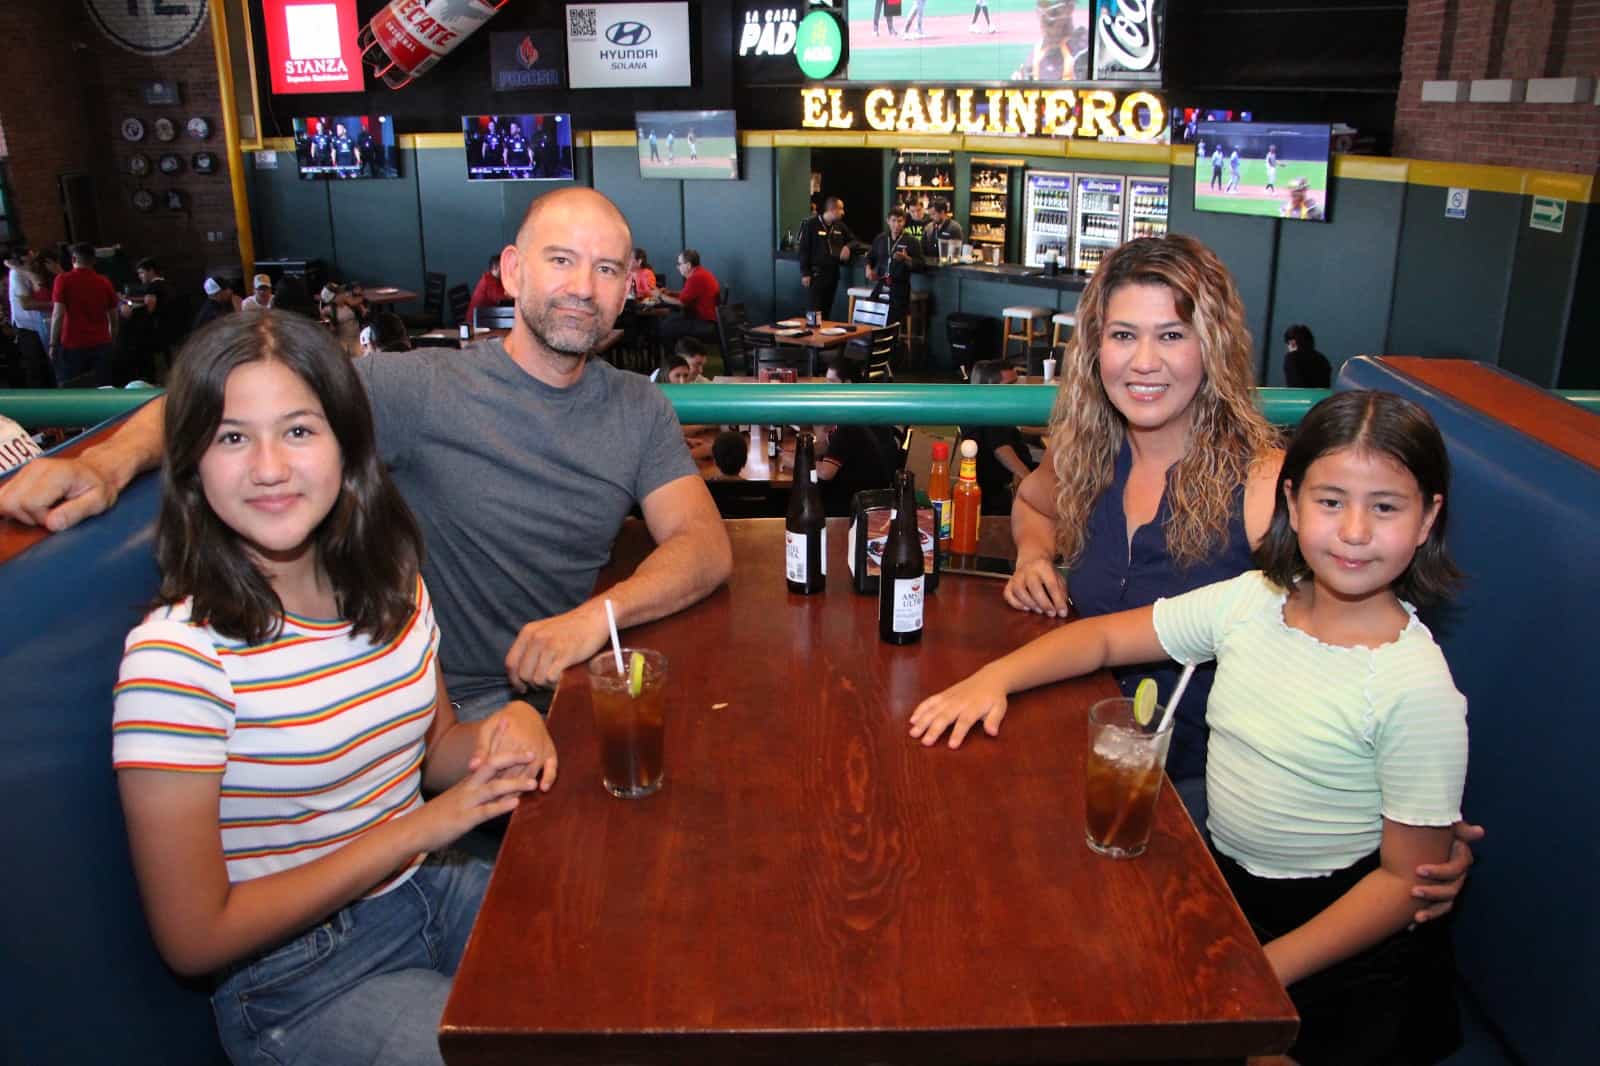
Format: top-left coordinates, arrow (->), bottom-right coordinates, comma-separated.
1012,1 -> 1088,81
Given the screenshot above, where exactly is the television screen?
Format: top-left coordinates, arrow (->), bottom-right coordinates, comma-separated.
462,114 -> 575,181
1170,107 -> 1253,144
845,0 -> 1089,83
292,116 -> 399,179
1193,121 -> 1331,222
635,110 -> 739,181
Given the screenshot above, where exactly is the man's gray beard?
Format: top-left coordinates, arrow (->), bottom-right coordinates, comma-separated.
520,300 -> 601,360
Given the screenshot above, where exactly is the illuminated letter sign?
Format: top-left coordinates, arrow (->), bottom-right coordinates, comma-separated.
799,86 -> 1166,143
264,0 -> 365,94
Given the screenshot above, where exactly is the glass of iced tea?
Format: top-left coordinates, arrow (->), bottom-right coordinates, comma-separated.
586,649 -> 668,799
1084,697 -> 1173,858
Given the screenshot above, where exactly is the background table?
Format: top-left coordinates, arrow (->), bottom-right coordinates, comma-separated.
440,519 -> 1297,1065
749,319 -> 872,350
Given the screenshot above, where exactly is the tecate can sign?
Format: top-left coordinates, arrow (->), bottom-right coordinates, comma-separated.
1092,0 -> 1163,83
566,2 -> 691,88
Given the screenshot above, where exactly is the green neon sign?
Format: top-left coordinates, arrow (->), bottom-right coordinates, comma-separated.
795,11 -> 843,80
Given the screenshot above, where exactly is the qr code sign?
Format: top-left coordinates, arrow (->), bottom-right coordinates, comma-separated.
567,6 -> 597,38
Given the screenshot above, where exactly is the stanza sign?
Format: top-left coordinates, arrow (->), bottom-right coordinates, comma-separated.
800,86 -> 1166,142
264,0 -> 364,94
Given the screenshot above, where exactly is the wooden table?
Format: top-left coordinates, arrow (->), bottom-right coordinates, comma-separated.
440,519 -> 1297,1065
414,326 -> 511,345
749,319 -> 873,350
362,285 -> 418,305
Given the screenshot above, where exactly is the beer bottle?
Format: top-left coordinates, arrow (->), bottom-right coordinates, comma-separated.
951,439 -> 982,555
785,432 -> 826,595
878,471 -> 925,645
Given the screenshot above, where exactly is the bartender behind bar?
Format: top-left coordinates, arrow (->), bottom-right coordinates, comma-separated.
797,196 -> 858,319
865,206 -> 923,336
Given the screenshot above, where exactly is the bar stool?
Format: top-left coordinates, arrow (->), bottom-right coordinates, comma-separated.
1051,312 -> 1076,356
1001,305 -> 1052,366
845,285 -> 876,324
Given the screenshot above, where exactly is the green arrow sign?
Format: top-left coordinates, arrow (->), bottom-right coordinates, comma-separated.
1530,196 -> 1566,233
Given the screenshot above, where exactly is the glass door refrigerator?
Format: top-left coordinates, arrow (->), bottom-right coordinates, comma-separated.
1071,173 -> 1125,274
1126,177 -> 1170,240
1022,171 -> 1073,268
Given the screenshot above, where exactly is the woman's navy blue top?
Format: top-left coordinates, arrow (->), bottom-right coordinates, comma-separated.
1067,440 -> 1255,783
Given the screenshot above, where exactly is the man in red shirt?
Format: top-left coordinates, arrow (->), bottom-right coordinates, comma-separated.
658,248 -> 720,344
49,243 -> 119,385
466,253 -> 508,325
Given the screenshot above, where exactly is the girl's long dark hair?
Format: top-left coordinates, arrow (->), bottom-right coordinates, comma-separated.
155,310 -> 424,645
1255,390 -> 1462,606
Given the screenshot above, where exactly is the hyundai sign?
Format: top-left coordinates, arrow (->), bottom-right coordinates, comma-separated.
565,2 -> 691,89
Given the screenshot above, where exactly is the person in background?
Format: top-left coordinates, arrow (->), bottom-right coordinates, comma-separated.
467,254 -> 507,324
1281,176 -> 1325,220
627,248 -> 658,301
1284,323 -> 1332,388
118,257 -> 178,384
999,233 -> 1481,917
651,353 -> 692,385
49,242 -> 119,386
360,311 -> 413,357
797,196 -> 856,321
657,249 -> 720,345
922,199 -> 964,259
192,277 -> 238,332
322,283 -> 363,359
903,197 -> 930,246
710,431 -> 748,480
1211,145 -> 1226,190
112,310 -> 553,1066
865,205 -> 924,335
959,360 -> 1037,515
674,336 -> 709,381
5,249 -> 52,347
240,273 -> 274,311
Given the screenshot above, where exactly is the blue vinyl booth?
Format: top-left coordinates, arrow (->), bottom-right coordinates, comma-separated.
3,366 -> 1596,1063
1335,358 -> 1600,1064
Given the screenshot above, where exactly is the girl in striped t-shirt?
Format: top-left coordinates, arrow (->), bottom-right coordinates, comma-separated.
112,311 -> 556,1066
910,391 -> 1468,1065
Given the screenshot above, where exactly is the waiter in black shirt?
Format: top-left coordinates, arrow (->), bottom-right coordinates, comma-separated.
922,198 -> 965,260
865,206 -> 923,332
797,196 -> 856,319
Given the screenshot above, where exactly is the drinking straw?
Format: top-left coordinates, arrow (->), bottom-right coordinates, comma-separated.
604,598 -> 624,675
1153,661 -> 1198,737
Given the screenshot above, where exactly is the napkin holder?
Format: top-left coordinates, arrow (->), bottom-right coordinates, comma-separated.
846,489 -> 941,594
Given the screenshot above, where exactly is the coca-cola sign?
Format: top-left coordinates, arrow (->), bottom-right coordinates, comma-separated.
1092,0 -> 1164,83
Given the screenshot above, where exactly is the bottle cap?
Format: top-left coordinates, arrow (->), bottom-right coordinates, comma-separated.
931,441 -> 949,460
960,439 -> 978,458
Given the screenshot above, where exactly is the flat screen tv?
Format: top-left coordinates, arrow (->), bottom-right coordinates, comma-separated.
845,0 -> 1089,83
292,116 -> 399,180
462,114 -> 575,181
635,110 -> 739,180
1193,121 -> 1331,222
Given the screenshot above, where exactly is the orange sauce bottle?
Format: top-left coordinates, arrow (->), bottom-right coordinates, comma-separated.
950,439 -> 982,555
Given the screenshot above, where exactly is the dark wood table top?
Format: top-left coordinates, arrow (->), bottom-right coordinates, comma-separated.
440,519 -> 1297,1065
750,319 -> 873,350
362,285 -> 418,305
690,425 -> 796,485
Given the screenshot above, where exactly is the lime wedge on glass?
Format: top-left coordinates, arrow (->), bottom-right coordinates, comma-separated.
627,650 -> 646,698
1132,678 -> 1158,727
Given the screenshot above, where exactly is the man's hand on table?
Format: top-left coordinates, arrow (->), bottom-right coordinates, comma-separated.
505,599 -> 612,690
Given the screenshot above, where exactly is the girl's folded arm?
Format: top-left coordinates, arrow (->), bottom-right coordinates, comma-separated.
1262,818 -> 1452,987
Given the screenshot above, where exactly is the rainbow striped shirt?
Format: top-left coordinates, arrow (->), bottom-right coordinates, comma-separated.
112,578 -> 440,891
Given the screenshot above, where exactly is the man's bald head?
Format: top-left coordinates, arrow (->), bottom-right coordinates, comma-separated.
515,187 -> 633,253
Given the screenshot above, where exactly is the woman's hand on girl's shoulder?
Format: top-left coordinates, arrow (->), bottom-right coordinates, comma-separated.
908,670 -> 1010,749
472,701 -> 559,791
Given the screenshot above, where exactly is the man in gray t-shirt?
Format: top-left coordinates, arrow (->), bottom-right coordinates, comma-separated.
0,187 -> 733,726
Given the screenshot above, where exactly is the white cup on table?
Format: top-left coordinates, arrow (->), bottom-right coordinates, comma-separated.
1043,358 -> 1057,383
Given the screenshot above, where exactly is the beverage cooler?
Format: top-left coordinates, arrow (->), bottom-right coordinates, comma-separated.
1071,174 -> 1125,274
1126,177 -> 1170,240
1022,171 -> 1073,268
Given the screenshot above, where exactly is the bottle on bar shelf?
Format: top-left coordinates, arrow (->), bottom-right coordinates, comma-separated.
950,439 -> 981,555
878,471 -> 924,645
785,433 -> 826,595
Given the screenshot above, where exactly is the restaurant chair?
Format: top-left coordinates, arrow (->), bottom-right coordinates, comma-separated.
851,294 -> 891,328
845,285 -> 876,324
715,303 -> 752,375
718,286 -> 732,306
847,322 -> 899,382
1001,304 -> 1052,368
401,271 -> 447,332
447,283 -> 471,326
754,344 -> 814,379
474,305 -> 518,330
1051,312 -> 1076,358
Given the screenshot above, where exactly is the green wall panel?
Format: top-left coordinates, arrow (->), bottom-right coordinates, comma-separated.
591,146 -> 684,284
1167,166 -> 1277,379
1388,184 -> 1519,363
327,148 -> 424,298
415,146 -> 511,319
1267,177 -> 1406,386
1502,199 -> 1586,388
248,153 -> 336,270
682,146 -> 778,325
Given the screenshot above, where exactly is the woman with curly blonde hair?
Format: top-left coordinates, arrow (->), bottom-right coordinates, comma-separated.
1008,234 -> 1283,811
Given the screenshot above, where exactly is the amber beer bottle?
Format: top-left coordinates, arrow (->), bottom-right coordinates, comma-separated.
785,432 -> 826,594
878,471 -> 925,645
951,439 -> 982,554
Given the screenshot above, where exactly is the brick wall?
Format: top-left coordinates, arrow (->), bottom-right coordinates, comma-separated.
1395,0 -> 1600,173
0,5 -> 236,293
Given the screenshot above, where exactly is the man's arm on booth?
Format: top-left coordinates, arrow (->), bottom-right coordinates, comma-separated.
0,394 -> 166,530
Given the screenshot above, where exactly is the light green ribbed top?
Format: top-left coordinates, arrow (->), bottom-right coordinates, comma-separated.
1154,571 -> 1468,879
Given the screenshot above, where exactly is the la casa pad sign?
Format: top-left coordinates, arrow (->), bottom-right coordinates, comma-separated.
801,86 -> 1167,141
